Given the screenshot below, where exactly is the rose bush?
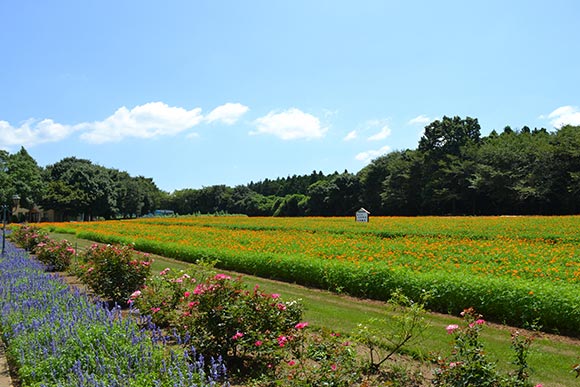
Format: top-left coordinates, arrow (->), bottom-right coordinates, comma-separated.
434,307 -> 540,387
131,270 -> 304,375
278,327 -> 360,387
129,267 -> 202,327
34,238 -> 76,271
79,243 -> 152,304
10,224 -> 49,252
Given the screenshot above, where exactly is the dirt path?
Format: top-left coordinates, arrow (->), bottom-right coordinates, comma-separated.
0,340 -> 14,387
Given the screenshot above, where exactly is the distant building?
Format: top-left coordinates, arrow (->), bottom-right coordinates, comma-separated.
153,209 -> 175,217
355,208 -> 370,222
14,206 -> 69,222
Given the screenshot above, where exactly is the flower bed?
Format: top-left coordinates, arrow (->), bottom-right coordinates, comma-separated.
0,240 -> 229,387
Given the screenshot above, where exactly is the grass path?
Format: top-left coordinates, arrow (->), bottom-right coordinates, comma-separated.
54,232 -> 580,386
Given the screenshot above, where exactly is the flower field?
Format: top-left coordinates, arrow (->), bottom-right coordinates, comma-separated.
44,216 -> 580,336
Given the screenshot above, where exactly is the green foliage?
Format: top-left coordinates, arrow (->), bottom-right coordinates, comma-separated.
273,194 -> 309,216
510,330 -> 536,384
78,243 -> 152,303
34,238 -> 75,271
130,266 -> 213,327
38,156 -> 164,221
5,147 -> 44,212
354,289 -> 430,372
10,223 -> 49,251
42,157 -> 118,220
132,269 -> 304,374
433,308 -> 539,387
275,328 -> 360,387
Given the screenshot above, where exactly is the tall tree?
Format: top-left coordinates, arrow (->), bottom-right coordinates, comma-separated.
306,180 -> 336,216
42,157 -> 116,220
6,147 -> 44,211
358,154 -> 393,214
418,116 -> 481,214
550,125 -> 580,213
273,194 -> 308,216
231,186 -> 274,216
380,150 -> 423,215
0,150 -> 11,205
471,128 -> 554,214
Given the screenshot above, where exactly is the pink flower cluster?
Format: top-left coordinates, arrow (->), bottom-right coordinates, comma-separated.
446,324 -> 459,334
277,335 -> 290,347
469,319 -> 485,328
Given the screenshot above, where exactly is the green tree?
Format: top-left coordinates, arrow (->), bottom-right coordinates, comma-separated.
42,157 -> 116,220
357,155 -> 389,214
380,150 -> 423,215
273,193 -> 308,216
471,129 -> 554,214
551,125 -> 580,213
0,150 -> 12,205
4,147 -> 44,215
306,179 -> 337,216
331,172 -> 362,215
231,186 -> 275,216
110,170 -> 161,218
418,116 -> 481,214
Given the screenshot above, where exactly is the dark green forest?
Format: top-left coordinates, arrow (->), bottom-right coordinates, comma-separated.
2,116 -> 579,220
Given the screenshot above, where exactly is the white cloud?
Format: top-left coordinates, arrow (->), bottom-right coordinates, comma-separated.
355,145 -> 391,163
79,102 -> 203,144
358,119 -> 392,141
205,102 -> 249,125
251,108 -> 327,140
0,118 -> 77,148
0,101 -> 252,148
546,105 -> 580,128
343,130 -> 357,141
408,114 -> 432,125
367,125 -> 392,141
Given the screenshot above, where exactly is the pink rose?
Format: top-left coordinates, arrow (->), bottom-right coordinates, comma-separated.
231,331 -> 244,340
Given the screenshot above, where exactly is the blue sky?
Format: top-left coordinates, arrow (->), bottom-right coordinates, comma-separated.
1,1 -> 579,192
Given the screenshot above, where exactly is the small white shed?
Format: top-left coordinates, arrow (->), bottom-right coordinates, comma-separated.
355,207 -> 370,222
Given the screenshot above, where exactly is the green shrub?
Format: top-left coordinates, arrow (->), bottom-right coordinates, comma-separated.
10,223 -> 49,251
276,327 -> 360,387
34,238 -> 76,271
79,243 -> 152,304
129,267 -> 206,328
132,270 -> 304,375
354,289 -> 430,373
433,308 -> 540,387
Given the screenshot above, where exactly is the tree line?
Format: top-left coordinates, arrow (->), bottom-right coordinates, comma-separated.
0,150 -> 161,221
2,116 -> 579,220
